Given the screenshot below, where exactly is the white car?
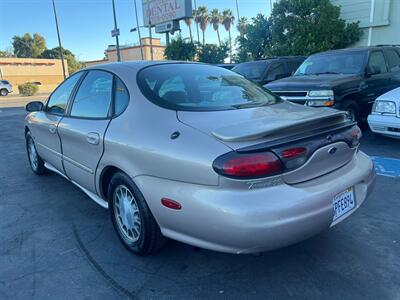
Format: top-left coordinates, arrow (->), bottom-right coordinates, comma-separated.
368,87 -> 400,139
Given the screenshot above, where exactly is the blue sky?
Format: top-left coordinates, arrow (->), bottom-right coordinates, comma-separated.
0,0 -> 273,61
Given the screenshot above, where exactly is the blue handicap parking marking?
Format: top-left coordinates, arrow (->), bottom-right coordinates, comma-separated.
371,156 -> 400,178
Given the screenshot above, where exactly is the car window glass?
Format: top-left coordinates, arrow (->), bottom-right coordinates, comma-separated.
114,77 -> 129,115
232,61 -> 269,80
287,61 -> 302,73
158,76 -> 186,99
138,64 -> 281,111
368,51 -> 388,74
266,63 -> 285,81
385,49 -> 400,72
70,70 -> 112,118
46,72 -> 82,115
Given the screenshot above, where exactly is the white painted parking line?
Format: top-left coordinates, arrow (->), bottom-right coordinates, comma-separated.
371,156 -> 400,178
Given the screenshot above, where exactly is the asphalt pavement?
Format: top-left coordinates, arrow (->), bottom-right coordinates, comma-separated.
0,107 -> 399,300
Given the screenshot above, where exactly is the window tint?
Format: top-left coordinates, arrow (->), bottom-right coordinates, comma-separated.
287,61 -> 302,73
266,63 -> 286,81
114,77 -> 129,115
70,70 -> 112,118
385,49 -> 400,72
368,51 -> 388,74
232,61 -> 269,80
46,72 -> 82,115
137,64 -> 281,111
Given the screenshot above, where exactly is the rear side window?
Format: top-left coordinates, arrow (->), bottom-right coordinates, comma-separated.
70,70 -> 113,118
114,77 -> 129,115
46,72 -> 82,115
137,64 -> 281,111
368,51 -> 388,73
232,61 -> 269,80
385,49 -> 400,72
1,80 -> 9,84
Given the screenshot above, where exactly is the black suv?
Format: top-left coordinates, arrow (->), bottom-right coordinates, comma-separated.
266,46 -> 400,122
232,56 -> 306,85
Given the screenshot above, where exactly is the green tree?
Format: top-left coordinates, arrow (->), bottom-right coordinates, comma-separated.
197,43 -> 229,64
12,33 -> 46,58
221,9 -> 235,62
194,6 -> 209,46
0,49 -> 13,57
164,36 -> 196,61
235,14 -> 271,62
209,9 -> 222,46
267,0 -> 362,56
236,16 -> 248,37
41,47 -> 84,73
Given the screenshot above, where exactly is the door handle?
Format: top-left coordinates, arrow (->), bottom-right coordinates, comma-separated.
49,124 -> 57,134
86,132 -> 100,145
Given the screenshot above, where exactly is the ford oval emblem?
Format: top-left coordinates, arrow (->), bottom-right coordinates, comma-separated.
328,147 -> 337,155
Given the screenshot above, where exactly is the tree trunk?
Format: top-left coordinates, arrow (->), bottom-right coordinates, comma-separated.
202,30 -> 205,46
228,29 -> 232,62
188,25 -> 193,44
217,29 -> 221,47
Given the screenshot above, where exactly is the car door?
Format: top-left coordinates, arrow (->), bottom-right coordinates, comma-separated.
28,72 -> 83,173
57,70 -> 113,193
364,50 -> 392,103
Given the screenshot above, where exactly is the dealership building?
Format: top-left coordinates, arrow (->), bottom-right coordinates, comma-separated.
332,0 -> 399,46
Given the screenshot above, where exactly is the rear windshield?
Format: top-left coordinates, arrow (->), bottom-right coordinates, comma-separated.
232,61 -> 269,80
295,51 -> 366,75
137,64 -> 281,111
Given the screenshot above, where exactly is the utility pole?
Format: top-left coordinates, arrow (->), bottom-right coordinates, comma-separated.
235,0 -> 240,20
148,21 -> 154,60
51,0 -> 66,79
193,0 -> 200,44
111,0 -> 121,61
133,0 -> 144,60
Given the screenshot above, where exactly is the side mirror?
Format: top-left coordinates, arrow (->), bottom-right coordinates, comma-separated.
25,101 -> 43,112
366,65 -> 381,77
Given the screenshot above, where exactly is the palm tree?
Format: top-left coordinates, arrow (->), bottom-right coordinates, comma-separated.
237,16 -> 248,37
194,6 -> 209,46
184,17 -> 193,43
221,9 -> 235,62
209,9 -> 221,46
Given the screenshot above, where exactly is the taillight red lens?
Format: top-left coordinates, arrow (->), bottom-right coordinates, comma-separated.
213,152 -> 282,179
281,147 -> 306,159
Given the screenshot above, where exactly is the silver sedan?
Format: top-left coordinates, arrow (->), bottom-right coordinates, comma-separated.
24,62 -> 375,255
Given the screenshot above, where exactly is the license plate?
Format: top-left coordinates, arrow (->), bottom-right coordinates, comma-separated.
333,187 -> 355,221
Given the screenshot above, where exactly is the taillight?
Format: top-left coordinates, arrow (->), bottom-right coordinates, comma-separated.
350,126 -> 362,147
213,151 -> 282,179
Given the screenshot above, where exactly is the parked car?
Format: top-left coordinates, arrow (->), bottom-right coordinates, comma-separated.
232,56 -> 306,85
24,62 -> 375,255
266,46 -> 400,122
368,86 -> 400,138
215,63 -> 237,70
0,80 -> 13,96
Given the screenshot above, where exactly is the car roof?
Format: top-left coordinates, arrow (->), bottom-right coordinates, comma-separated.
311,45 -> 399,56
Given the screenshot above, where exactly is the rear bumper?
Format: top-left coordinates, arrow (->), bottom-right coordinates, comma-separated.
368,114 -> 400,138
136,151 -> 375,254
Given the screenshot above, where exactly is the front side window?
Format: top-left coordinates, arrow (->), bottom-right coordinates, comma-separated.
70,70 -> 113,118
385,49 -> 400,72
232,61 -> 269,80
266,63 -> 286,81
368,51 -> 388,74
137,64 -> 281,111
46,72 -> 82,115
295,51 -> 366,75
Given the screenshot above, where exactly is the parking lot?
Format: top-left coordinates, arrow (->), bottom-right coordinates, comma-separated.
0,107 -> 399,300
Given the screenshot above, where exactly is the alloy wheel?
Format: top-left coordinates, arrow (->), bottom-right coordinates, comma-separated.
113,185 -> 142,243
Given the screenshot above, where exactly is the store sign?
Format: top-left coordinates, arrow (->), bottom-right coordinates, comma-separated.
142,0 -> 192,26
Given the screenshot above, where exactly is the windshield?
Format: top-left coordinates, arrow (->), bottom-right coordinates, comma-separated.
232,61 -> 269,80
294,51 -> 366,75
137,64 -> 282,111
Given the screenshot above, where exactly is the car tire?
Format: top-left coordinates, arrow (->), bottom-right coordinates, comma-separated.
0,89 -> 8,96
108,172 -> 167,256
25,131 -> 47,175
341,101 -> 360,123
